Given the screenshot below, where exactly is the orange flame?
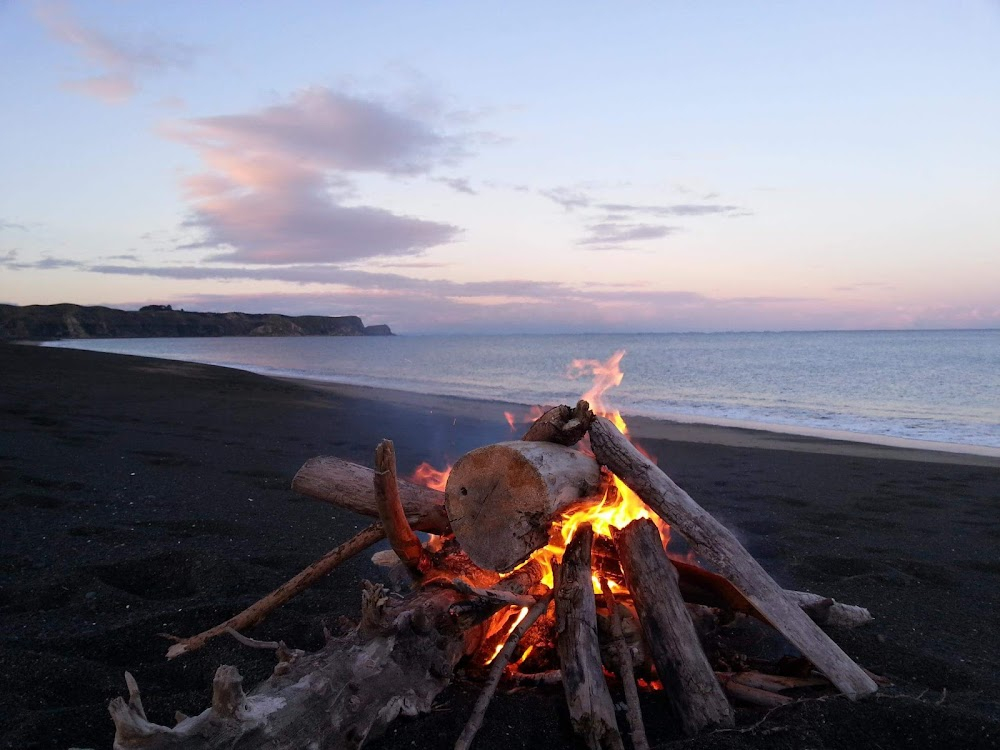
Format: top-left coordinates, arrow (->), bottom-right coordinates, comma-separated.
569,350 -> 627,433
409,461 -> 451,492
504,411 -> 517,431
484,606 -> 528,665
517,350 -> 669,591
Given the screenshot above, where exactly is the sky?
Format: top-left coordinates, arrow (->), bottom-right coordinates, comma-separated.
1,1 -> 998,333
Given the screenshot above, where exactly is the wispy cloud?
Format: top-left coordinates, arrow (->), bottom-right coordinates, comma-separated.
166,87 -> 466,264
579,222 -> 681,248
434,176 -> 477,195
540,187 -> 592,211
35,1 -> 195,103
0,220 -> 28,231
597,202 -> 744,217
541,185 -> 749,248
0,253 -> 82,270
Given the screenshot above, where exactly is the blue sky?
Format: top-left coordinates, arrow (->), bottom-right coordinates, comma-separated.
1,1 -> 998,333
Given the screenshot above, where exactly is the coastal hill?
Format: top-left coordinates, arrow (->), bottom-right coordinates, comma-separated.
0,303 -> 393,341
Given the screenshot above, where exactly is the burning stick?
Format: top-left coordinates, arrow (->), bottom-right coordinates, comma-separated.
508,669 -> 562,686
521,400 -> 594,445
374,439 -> 430,576
447,579 -> 537,608
163,521 -> 385,659
454,590 -> 554,750
555,525 -> 625,750
589,416 -> 878,699
600,578 -> 650,750
613,518 -> 735,735
448,560 -> 544,629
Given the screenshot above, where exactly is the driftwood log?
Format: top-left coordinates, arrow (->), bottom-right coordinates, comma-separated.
673,557 -> 873,629
444,441 -> 604,571
614,518 -> 735,735
293,455 -> 449,533
555,525 -> 624,750
589,415 -> 877,698
114,573 -> 539,750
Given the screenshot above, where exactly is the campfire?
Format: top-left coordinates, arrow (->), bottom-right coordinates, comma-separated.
107,354 -> 880,750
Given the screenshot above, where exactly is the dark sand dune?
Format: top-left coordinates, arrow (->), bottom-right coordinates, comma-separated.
1,343 -> 998,749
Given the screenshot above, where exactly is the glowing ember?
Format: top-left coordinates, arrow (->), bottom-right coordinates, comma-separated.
409,461 -> 451,492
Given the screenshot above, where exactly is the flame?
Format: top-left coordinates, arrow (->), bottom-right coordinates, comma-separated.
515,350 -> 669,591
569,350 -> 627,433
505,406 -> 547,432
514,644 -> 534,666
409,461 -> 451,492
484,606 -> 528,665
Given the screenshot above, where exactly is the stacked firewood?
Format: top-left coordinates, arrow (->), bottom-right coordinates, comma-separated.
106,402 -> 878,750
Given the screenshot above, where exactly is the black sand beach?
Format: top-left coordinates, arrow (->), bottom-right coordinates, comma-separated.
2,343 -> 999,749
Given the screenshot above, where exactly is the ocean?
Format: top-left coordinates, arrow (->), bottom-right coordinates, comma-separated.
42,330 -> 1000,451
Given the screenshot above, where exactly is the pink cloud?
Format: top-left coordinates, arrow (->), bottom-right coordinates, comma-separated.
167,88 -> 464,264
35,1 -> 194,103
175,88 -> 460,174
62,72 -> 135,103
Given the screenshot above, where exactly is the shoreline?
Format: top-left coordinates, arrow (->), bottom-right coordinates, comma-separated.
35,337 -> 1000,461
280,376 -> 1000,468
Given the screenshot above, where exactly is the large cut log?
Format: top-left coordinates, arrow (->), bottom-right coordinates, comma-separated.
112,567 -> 543,749
293,455 -> 449,532
555,525 -> 624,750
589,416 -> 877,699
445,441 -> 604,572
613,518 -> 734,736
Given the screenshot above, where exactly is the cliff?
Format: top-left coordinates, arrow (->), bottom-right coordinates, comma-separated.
0,304 -> 393,341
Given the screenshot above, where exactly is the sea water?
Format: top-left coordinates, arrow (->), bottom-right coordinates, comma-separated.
43,330 -> 1000,450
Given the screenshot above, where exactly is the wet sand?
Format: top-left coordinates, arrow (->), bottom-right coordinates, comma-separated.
1,343 -> 999,749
